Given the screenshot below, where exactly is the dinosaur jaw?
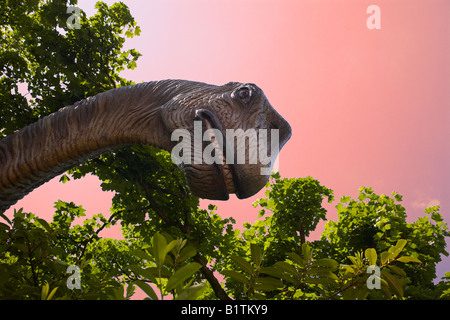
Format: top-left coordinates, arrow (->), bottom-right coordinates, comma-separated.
221,162 -> 236,194
190,109 -> 239,200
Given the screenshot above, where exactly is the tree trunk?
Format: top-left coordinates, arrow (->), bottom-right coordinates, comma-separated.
299,219 -> 306,245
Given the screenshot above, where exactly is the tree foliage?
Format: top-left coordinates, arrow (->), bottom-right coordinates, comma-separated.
0,0 -> 140,137
318,187 -> 449,298
1,0 -> 449,300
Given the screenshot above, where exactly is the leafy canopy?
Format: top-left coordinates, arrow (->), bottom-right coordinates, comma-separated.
0,0 -> 140,137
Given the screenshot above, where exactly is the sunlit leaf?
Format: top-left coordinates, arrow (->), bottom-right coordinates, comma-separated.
387,265 -> 407,277
166,262 -> 201,292
222,270 -> 250,286
134,280 -> 158,300
312,258 -> 339,270
250,244 -> 263,268
380,251 -> 391,265
364,248 -> 377,266
178,246 -> 197,262
381,270 -> 404,298
287,252 -> 305,267
396,256 -> 421,263
153,232 -> 168,268
255,277 -> 283,291
175,283 -> 206,300
231,255 -> 254,275
274,261 -> 299,278
301,243 -> 312,262
390,239 -> 407,260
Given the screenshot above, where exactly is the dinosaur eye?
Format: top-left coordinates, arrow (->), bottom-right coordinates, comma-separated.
237,87 -> 251,104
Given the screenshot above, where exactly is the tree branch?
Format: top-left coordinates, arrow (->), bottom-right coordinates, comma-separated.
76,211 -> 118,264
194,254 -> 231,300
140,181 -> 231,300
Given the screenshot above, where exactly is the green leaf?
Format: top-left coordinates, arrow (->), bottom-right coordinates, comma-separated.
40,281 -> 58,300
342,265 -> 356,277
111,286 -> 126,300
287,252 -> 305,267
231,255 -> 254,275
305,277 -> 337,285
128,265 -> 157,283
380,251 -> 391,265
396,256 -> 421,263
14,208 -> 24,219
36,218 -> 53,233
253,292 -> 267,300
178,246 -> 197,263
166,262 -> 201,291
222,270 -> 250,286
59,174 -> 71,184
342,287 -> 369,300
365,248 -> 377,266
301,242 -> 313,262
128,60 -> 137,70
250,244 -> 263,268
312,258 -> 339,270
255,277 -> 283,291
262,267 -> 297,285
153,232 -> 168,268
46,287 -> 58,300
348,255 -> 361,267
134,280 -> 158,300
0,211 -> 12,225
381,270 -> 405,298
387,265 -> 407,277
274,261 -> 299,278
259,266 -> 284,278
126,283 -> 136,299
146,266 -> 172,278
41,282 -> 49,300
130,249 -> 153,262
175,283 -> 206,300
165,239 -> 180,258
307,269 -> 339,280
358,192 -> 367,201
392,192 -> 403,202
170,238 -> 186,255
390,239 -> 407,260
13,243 -> 29,253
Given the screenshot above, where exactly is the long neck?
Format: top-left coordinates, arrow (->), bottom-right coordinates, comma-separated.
0,80 -> 180,213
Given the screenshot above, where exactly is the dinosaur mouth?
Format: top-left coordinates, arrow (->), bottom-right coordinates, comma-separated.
195,109 -> 238,197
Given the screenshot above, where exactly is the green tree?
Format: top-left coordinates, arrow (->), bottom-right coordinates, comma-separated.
248,173 -> 334,264
243,176 -> 448,300
0,204 -> 125,299
319,187 -> 449,299
0,0 -> 141,138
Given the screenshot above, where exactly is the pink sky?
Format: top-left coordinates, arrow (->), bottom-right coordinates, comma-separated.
5,0 -> 450,280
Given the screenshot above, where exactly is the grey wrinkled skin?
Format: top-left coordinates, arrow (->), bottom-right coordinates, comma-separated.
0,80 -> 291,213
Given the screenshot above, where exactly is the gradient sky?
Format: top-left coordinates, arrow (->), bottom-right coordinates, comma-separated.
5,0 -> 450,279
